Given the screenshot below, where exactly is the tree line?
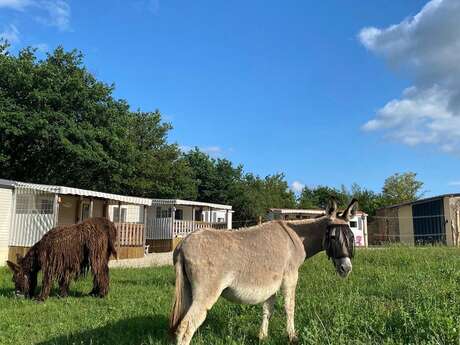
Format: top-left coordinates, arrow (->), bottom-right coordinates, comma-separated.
0,44 -> 424,222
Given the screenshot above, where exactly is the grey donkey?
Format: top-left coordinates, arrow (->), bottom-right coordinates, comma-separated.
170,198 -> 357,345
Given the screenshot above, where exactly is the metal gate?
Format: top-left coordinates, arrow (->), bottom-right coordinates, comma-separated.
412,199 -> 446,245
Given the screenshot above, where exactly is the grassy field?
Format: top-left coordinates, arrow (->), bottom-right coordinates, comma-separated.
1,247 -> 459,345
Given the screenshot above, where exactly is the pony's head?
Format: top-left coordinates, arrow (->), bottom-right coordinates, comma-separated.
323,198 -> 357,278
7,255 -> 31,297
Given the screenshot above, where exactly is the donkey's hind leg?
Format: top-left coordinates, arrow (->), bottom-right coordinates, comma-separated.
282,271 -> 299,343
259,294 -> 276,340
176,286 -> 222,345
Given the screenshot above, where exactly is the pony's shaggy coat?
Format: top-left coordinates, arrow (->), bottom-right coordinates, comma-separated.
7,217 -> 117,301
170,199 -> 358,345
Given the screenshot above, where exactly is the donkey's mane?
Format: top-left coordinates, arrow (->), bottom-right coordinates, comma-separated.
235,216 -> 327,232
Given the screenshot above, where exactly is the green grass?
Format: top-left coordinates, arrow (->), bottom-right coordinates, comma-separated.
1,247 -> 460,345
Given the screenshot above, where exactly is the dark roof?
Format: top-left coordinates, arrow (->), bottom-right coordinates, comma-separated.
379,193 -> 460,210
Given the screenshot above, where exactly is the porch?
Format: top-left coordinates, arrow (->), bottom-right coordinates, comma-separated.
146,199 -> 233,252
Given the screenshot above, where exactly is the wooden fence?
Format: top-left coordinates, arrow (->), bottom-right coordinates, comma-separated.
115,223 -> 144,247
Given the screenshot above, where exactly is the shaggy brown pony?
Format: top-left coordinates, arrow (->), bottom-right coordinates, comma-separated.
7,217 -> 117,301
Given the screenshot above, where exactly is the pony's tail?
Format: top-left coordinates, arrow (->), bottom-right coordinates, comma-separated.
108,223 -> 118,260
169,248 -> 192,336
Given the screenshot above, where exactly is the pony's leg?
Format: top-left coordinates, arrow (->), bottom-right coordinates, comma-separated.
259,294 -> 276,340
37,269 -> 53,301
58,274 -> 70,297
90,252 -> 109,297
282,271 -> 299,343
176,286 -> 222,345
28,270 -> 38,298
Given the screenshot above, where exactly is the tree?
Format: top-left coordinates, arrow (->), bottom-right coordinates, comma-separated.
381,172 -> 424,205
349,183 -> 384,216
298,185 -> 348,210
0,43 -> 196,198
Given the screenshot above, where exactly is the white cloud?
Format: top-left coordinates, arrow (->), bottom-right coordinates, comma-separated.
180,145 -> 230,158
359,0 -> 460,153
448,181 -> 460,186
0,24 -> 20,44
35,0 -> 70,30
290,181 -> 305,194
0,0 -> 70,31
32,42 -> 48,52
202,146 -> 222,154
0,0 -> 30,10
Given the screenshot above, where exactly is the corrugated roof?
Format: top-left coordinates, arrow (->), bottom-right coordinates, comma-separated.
2,179 -> 233,209
13,181 -> 152,205
378,193 -> 460,210
151,198 -> 232,210
0,179 -> 15,188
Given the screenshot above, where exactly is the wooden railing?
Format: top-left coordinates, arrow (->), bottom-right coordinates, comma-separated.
146,219 -> 228,239
174,220 -> 227,237
115,223 -> 144,247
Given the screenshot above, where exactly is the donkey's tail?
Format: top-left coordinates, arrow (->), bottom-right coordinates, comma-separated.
169,246 -> 192,336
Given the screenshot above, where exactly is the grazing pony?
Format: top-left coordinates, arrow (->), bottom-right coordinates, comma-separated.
7,217 -> 117,301
170,199 -> 357,345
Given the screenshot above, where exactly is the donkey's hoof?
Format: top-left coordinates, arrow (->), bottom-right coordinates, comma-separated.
288,334 -> 299,344
258,331 -> 268,341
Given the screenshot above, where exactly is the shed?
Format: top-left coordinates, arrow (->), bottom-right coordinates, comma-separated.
371,194 -> 460,246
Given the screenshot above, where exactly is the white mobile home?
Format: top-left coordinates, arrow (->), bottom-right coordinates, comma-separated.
0,180 -> 14,264
0,179 -> 151,264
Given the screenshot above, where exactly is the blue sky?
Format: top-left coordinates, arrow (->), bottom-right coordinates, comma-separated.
1,0 -> 460,196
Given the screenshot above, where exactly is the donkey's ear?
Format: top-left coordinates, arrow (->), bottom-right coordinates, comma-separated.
6,260 -> 19,272
326,199 -> 338,218
343,198 -> 358,221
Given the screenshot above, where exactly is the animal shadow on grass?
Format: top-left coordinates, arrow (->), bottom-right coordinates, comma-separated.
36,315 -> 170,345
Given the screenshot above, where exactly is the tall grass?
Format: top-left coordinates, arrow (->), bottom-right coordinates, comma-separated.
0,246 -> 459,345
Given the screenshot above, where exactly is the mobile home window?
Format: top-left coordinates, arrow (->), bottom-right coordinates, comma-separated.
35,197 -> 54,214
15,194 -> 30,214
161,208 -> 172,218
349,221 -> 357,228
175,209 -> 183,220
156,206 -> 161,218
82,203 -> 91,220
113,207 -> 127,222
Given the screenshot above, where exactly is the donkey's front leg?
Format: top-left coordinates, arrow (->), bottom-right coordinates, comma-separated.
258,294 -> 276,340
282,271 -> 299,343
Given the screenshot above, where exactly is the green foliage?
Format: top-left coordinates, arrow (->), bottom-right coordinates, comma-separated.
1,247 -> 459,344
298,185 -> 349,210
382,172 -> 424,205
297,173 -> 424,216
236,173 -> 296,222
183,149 -> 295,222
0,45 -> 195,198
